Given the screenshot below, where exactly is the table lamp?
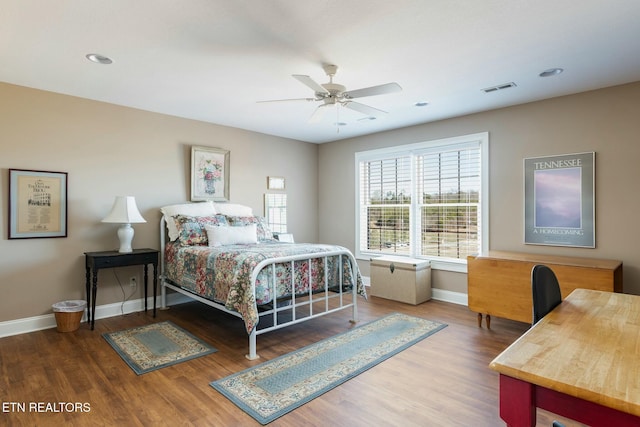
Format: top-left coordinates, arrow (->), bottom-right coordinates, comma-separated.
101,196 -> 146,253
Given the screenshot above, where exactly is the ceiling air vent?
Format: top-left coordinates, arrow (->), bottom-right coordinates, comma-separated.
482,82 -> 517,93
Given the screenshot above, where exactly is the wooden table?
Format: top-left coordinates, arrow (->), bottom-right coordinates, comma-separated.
84,248 -> 159,330
489,289 -> 640,426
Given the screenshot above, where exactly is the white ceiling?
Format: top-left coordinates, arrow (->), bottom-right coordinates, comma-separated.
2,0 -> 640,144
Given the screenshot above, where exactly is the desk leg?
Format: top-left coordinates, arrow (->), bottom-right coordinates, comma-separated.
143,264 -> 149,313
477,313 -> 491,329
499,375 -> 536,427
85,267 -> 91,327
152,263 -> 158,317
91,270 -> 98,330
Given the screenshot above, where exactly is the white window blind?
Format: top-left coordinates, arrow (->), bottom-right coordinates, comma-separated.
417,147 -> 480,259
359,156 -> 412,255
356,133 -> 488,269
264,193 -> 287,233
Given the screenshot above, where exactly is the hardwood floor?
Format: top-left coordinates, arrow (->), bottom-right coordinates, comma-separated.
0,295 -> 586,426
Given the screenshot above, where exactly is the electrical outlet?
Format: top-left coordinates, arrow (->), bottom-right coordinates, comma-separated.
129,276 -> 137,287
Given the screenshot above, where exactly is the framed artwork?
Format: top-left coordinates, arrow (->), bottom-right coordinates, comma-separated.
8,169 -> 68,239
524,152 -> 595,248
267,176 -> 285,190
191,146 -> 230,202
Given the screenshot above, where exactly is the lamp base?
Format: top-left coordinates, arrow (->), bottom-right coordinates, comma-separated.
117,223 -> 135,253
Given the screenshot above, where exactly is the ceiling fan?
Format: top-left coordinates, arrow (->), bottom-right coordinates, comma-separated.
258,64 -> 402,123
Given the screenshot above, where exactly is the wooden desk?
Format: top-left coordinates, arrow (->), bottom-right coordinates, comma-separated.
468,251 -> 622,327
489,289 -> 640,426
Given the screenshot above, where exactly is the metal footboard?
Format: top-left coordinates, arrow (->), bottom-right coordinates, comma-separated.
246,249 -> 359,359
159,216 -> 360,360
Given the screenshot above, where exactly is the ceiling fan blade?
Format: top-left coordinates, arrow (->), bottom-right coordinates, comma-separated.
308,104 -> 331,123
342,82 -> 402,99
257,97 -> 317,103
293,74 -> 329,95
344,101 -> 388,117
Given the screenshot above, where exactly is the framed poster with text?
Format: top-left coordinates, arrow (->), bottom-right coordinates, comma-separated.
524,152 -> 595,248
9,169 -> 68,239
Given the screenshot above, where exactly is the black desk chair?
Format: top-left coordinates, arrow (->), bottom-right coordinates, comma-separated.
531,264 -> 562,325
532,265 -> 565,427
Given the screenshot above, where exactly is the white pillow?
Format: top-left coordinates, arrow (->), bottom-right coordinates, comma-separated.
213,203 -> 253,216
206,224 -> 257,246
160,201 -> 216,241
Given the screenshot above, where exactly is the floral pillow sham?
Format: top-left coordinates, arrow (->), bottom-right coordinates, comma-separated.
225,215 -> 275,242
172,214 -> 275,246
173,214 -> 228,246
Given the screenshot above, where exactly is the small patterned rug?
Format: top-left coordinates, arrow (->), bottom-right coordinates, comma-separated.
211,312 -> 446,424
103,321 -> 217,375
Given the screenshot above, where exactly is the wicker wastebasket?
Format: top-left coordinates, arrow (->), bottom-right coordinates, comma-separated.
52,300 -> 86,332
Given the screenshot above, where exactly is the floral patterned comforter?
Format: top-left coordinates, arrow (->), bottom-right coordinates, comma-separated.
164,241 -> 365,333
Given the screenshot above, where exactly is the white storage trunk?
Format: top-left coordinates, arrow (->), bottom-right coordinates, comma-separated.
370,255 -> 431,305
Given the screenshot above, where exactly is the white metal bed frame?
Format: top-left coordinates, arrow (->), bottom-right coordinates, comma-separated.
159,216 -> 359,360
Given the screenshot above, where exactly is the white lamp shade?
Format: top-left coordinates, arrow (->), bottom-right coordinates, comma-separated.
101,196 -> 146,224
102,196 -> 146,252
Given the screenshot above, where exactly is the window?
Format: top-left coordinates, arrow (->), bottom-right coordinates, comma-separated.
356,133 -> 488,271
264,193 -> 287,233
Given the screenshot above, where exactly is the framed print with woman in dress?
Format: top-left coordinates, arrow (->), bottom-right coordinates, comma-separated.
191,146 -> 230,202
8,169 -> 68,239
524,152 -> 595,248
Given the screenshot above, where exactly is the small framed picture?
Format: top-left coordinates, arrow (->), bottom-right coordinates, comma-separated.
9,169 -> 68,239
191,146 -> 230,202
267,176 -> 285,190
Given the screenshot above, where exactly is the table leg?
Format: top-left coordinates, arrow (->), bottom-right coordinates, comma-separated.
91,269 -> 98,330
152,262 -> 158,317
499,375 -> 536,427
85,267 -> 91,327
477,313 -> 491,329
143,264 -> 149,313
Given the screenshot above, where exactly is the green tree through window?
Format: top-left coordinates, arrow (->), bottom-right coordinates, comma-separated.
356,133 -> 488,267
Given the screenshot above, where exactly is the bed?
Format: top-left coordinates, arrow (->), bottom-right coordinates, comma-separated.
158,202 -> 365,359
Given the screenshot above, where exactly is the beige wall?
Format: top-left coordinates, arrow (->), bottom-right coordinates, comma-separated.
0,82 -> 318,322
318,81 -> 640,296
3,80 -> 639,325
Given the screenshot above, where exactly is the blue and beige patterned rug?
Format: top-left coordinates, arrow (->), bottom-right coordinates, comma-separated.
211,312 -> 446,424
103,321 -> 217,375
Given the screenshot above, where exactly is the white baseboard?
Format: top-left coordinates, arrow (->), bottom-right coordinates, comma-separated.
0,293 -> 191,339
0,286 -> 467,338
431,288 -> 468,306
362,275 -> 467,306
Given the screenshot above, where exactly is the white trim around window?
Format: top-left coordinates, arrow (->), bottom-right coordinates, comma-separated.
355,132 -> 489,272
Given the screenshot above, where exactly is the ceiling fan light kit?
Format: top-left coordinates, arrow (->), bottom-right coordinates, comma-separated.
261,64 -> 402,125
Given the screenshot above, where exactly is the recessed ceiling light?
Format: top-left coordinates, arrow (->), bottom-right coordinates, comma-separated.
414,101 -> 429,107
86,53 -> 113,64
539,68 -> 563,77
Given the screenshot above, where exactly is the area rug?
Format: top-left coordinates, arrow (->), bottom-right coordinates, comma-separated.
103,321 -> 217,375
210,312 -> 446,424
